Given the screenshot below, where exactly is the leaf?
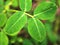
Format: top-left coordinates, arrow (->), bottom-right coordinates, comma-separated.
12,0 -> 18,7
38,38 -> 47,45
4,11 -> 27,36
28,18 -> 46,42
0,13 -> 7,27
19,0 -> 32,12
34,1 -> 57,20
45,21 -> 57,43
40,38 -> 47,45
30,38 -> 39,45
0,32 -> 9,45
47,15 -> 55,22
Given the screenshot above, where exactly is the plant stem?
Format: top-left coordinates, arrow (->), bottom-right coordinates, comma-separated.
8,9 -> 19,12
7,9 -> 34,18
3,1 -> 12,13
25,13 -> 34,18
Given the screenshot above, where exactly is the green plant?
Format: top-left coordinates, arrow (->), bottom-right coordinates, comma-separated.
0,0 -> 58,45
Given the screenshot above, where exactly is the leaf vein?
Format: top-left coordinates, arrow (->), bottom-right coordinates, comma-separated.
34,8 -> 53,17
8,13 -> 25,30
33,18 -> 41,38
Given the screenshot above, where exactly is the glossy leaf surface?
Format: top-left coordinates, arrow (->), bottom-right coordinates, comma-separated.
19,0 -> 32,12
34,2 -> 57,20
4,11 -> 27,36
28,18 -> 46,42
0,32 -> 8,45
0,13 -> 7,27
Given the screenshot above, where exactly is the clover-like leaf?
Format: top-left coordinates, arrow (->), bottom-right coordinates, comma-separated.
34,1 -> 57,20
0,13 -> 7,27
4,11 -> 27,36
0,32 -> 9,45
19,0 -> 32,12
28,18 -> 46,42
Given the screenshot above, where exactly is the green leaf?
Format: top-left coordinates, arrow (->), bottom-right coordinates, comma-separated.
40,38 -> 47,45
4,11 -> 27,36
0,32 -> 9,45
0,0 -> 4,6
19,0 -> 32,12
12,0 -> 18,7
28,18 -> 46,42
0,13 -> 7,27
34,1 -> 57,20
38,38 -> 47,45
45,21 -> 57,43
23,39 -> 33,45
47,15 -> 55,22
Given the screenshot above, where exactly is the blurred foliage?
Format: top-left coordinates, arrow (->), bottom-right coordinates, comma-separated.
0,0 -> 60,45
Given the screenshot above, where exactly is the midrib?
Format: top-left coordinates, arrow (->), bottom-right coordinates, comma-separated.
34,7 -> 53,16
8,13 -> 25,31
33,18 -> 41,38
